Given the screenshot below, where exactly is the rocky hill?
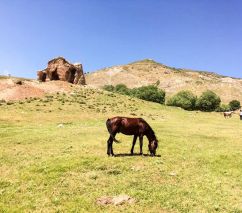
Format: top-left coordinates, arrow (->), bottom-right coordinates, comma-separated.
86,59 -> 242,103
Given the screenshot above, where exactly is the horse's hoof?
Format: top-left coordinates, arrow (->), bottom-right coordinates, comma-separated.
139,153 -> 143,155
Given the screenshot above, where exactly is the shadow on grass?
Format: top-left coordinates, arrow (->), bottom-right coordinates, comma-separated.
114,153 -> 161,157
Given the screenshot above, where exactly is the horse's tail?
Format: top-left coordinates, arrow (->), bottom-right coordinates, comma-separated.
106,119 -> 120,143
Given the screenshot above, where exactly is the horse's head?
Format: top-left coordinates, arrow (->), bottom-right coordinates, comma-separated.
148,139 -> 158,156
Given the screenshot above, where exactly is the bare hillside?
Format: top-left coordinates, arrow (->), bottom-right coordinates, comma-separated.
86,59 -> 242,103
0,76 -> 75,101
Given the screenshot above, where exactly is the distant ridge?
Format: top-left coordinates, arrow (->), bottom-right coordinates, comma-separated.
128,59 -> 240,79
86,59 -> 242,103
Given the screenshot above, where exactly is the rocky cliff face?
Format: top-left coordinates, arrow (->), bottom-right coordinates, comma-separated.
37,57 -> 86,85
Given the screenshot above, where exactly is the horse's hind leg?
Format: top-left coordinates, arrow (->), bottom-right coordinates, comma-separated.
110,132 -> 118,156
139,135 -> 143,155
131,135 -> 137,155
110,139 -> 114,156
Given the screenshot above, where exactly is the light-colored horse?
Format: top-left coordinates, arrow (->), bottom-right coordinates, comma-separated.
224,111 -> 233,118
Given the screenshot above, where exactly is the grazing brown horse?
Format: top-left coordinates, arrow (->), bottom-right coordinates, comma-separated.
106,117 -> 158,156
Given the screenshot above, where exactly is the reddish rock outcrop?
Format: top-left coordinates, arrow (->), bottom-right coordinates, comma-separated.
37,57 -> 86,85
37,71 -> 47,82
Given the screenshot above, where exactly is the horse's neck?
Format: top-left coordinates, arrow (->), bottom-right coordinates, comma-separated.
146,132 -> 156,142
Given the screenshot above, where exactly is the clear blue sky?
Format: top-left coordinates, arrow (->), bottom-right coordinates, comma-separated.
0,0 -> 242,78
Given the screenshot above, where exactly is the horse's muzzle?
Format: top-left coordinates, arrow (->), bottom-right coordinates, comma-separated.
150,152 -> 155,157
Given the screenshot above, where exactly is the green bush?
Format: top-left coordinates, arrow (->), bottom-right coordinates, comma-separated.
196,90 -> 221,112
114,84 -> 130,95
103,85 -> 115,92
229,100 -> 241,111
167,90 -> 197,110
103,84 -> 130,94
103,84 -> 166,104
131,85 -> 165,104
215,104 -> 231,112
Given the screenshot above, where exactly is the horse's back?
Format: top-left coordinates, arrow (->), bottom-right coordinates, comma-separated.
107,116 -> 148,135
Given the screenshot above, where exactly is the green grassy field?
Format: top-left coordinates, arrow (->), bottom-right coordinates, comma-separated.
0,88 -> 242,212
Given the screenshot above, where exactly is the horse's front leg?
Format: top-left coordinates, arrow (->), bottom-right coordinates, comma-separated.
139,135 -> 143,155
107,136 -> 113,156
110,140 -> 114,156
131,135 -> 137,155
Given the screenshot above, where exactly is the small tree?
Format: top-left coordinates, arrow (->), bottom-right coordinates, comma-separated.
132,85 -> 166,104
229,100 -> 241,111
114,84 -> 130,95
167,90 -> 197,110
196,90 -> 221,112
103,85 -> 115,92
215,104 -> 231,112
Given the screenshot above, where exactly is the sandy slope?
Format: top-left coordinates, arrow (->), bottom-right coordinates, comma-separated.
86,59 -> 242,103
0,78 -> 73,101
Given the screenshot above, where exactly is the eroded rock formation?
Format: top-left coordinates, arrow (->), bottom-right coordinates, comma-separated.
37,71 -> 47,82
37,57 -> 86,85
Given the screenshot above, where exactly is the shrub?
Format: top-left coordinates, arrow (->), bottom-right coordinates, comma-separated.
6,101 -> 14,105
215,104 -> 231,112
132,85 -> 165,104
114,84 -> 130,95
103,85 -> 115,92
196,90 -> 221,112
229,100 -> 241,111
167,90 -> 197,110
103,84 -> 130,95
103,84 -> 166,104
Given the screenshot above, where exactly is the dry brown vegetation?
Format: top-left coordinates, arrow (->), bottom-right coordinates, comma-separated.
86,59 -> 242,103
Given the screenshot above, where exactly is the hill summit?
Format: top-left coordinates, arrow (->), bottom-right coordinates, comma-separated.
86,59 -> 242,103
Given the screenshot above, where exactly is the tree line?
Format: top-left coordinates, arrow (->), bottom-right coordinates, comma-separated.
103,84 -> 241,112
